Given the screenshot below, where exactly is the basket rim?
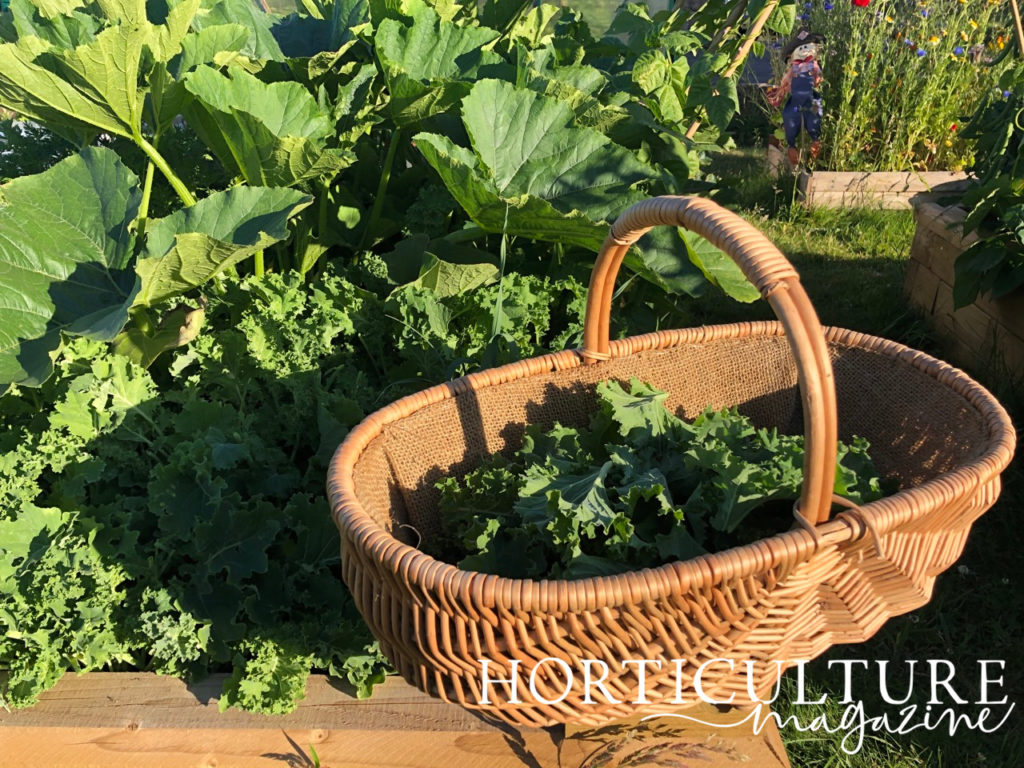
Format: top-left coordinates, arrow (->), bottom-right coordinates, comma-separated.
327,321 -> 1016,614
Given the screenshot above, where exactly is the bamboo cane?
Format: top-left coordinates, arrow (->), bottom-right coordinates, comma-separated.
684,0 -> 781,139
1009,0 -> 1024,59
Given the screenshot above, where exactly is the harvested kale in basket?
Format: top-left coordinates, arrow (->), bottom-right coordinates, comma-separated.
429,379 -> 889,579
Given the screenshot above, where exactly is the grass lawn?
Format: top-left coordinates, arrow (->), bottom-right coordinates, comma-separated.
694,149 -> 1023,767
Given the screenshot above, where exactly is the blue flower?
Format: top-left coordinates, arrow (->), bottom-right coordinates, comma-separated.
804,1 -> 812,7
800,11 -> 810,19
824,2 -> 833,8
905,38 -> 914,46
1005,90 -> 1013,98
954,46 -> 964,55
916,48 -> 927,56
921,8 -> 929,16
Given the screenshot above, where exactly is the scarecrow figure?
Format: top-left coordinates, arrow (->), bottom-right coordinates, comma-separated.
766,31 -> 825,166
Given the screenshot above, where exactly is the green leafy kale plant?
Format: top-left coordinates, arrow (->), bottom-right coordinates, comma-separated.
432,378 -> 887,580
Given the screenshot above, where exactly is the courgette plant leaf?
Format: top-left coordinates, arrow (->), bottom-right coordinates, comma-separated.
1,0 -> 98,47
183,65 -> 353,187
0,147 -> 140,388
134,186 -> 313,307
192,0 -> 285,61
414,79 -> 658,251
374,3 -> 504,125
0,0 -> 200,144
270,0 -> 369,58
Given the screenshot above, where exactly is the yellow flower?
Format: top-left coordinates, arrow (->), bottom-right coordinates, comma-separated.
929,35 -> 940,44
851,69 -> 859,76
969,19 -> 978,28
885,14 -> 894,21
960,31 -> 969,41
945,139 -> 953,147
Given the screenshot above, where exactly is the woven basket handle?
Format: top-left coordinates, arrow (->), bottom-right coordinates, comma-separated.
581,196 -> 838,527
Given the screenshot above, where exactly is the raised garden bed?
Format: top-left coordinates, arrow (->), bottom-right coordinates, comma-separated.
765,147 -> 971,209
0,673 -> 789,768
905,199 -> 1024,379
798,171 -> 971,209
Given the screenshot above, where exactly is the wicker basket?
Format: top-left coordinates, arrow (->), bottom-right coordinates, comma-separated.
327,196 -> 1016,727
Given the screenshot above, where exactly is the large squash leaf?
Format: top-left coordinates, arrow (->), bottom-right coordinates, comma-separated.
414,79 -> 658,250
0,147 -> 140,388
191,0 -> 285,61
374,3 -> 503,125
134,187 -> 313,307
183,65 -> 353,187
0,0 -> 200,143
416,79 -> 756,300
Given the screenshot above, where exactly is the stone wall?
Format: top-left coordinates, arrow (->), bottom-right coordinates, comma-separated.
905,200 -> 1024,380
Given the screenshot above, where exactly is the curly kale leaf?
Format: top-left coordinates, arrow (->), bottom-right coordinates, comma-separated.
434,378 -> 889,579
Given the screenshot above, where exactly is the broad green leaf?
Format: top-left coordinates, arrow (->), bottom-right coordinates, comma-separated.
414,131 -> 607,250
185,65 -> 333,140
459,79 -> 657,222
173,22 -> 250,76
271,0 -> 369,58
416,79 -> 660,250
112,301 -> 206,367
765,0 -> 797,35
3,0 -> 98,46
0,25 -> 147,139
409,254 -> 498,298
0,147 -> 140,387
616,227 -> 708,298
192,0 -> 285,61
183,65 -> 350,186
509,3 -> 559,47
479,0 -> 531,30
680,228 -> 759,302
34,0 -> 88,18
705,74 -> 739,132
374,4 -> 501,122
0,505 -> 64,582
135,187 -> 312,307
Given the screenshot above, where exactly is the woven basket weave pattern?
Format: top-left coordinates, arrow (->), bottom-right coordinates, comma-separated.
329,198 -> 1014,727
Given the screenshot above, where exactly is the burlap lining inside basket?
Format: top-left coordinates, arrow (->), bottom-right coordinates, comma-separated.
352,334 -> 987,546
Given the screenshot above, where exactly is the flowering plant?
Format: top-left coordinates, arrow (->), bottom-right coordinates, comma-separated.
774,0 -> 1012,170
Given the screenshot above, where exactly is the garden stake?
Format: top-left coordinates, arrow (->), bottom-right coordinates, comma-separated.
685,0 -> 780,138
1010,0 -> 1024,58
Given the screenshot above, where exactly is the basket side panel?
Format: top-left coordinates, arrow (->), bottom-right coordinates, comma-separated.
830,346 -> 989,486
351,433 -> 409,538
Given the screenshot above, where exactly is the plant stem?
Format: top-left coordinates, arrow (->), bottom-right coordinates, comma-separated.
135,134 -> 197,207
137,159 -> 156,242
254,250 -> 265,277
357,128 -> 402,252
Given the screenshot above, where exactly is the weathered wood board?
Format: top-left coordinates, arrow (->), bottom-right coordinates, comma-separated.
0,673 -> 790,768
799,171 -> 970,209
